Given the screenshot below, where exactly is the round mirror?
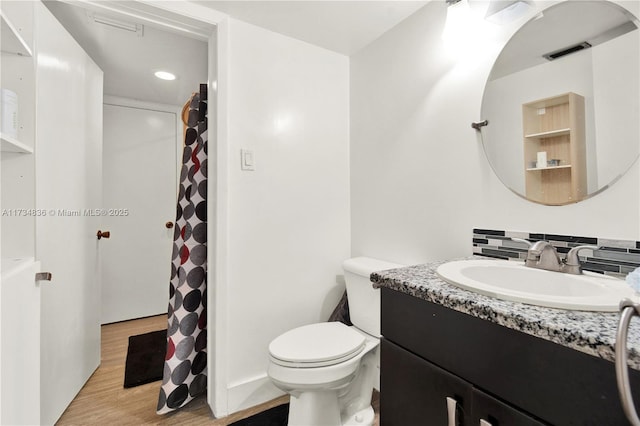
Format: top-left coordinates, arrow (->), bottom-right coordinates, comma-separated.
480,1 -> 639,205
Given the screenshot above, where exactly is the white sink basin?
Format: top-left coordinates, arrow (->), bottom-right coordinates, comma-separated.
436,259 -> 636,312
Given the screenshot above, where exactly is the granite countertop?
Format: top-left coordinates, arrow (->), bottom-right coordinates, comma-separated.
371,257 -> 640,370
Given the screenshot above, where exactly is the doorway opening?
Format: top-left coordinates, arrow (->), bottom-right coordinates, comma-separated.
40,1 -> 218,422
44,1 -> 210,325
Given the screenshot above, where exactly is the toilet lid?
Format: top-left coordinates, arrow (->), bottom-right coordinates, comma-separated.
269,322 -> 366,367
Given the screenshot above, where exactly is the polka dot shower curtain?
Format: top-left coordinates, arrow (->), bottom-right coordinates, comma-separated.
157,84 -> 208,414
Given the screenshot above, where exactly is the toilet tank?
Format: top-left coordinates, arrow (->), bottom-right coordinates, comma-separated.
342,257 -> 403,337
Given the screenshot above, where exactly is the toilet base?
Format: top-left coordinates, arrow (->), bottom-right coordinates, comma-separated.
287,391 -> 374,426
342,406 -> 374,426
268,326 -> 379,426
288,391 -> 341,426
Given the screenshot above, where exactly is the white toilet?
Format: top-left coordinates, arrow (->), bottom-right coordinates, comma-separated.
267,257 -> 401,426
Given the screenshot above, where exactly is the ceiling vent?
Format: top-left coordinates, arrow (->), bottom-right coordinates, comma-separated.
543,41 -> 591,61
88,12 -> 144,37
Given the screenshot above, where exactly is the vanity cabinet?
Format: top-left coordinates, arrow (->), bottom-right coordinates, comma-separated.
382,339 -> 544,425
470,386 -> 545,426
380,287 -> 640,425
381,338 -> 471,425
522,92 -> 586,205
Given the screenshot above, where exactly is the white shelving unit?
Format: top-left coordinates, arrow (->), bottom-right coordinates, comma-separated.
1,1 -> 36,262
1,4 -> 39,424
1,8 -> 34,154
0,11 -> 32,57
1,257 -> 34,280
1,132 -> 33,154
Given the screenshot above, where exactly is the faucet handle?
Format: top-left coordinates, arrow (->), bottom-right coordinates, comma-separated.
565,245 -> 599,266
563,245 -> 599,274
509,237 -> 533,248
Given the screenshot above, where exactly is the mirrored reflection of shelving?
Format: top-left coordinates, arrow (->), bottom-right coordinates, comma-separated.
525,128 -> 571,139
525,164 -> 572,172
522,92 -> 586,205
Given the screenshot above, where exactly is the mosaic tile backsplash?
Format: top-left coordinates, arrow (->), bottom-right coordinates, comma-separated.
473,228 -> 640,278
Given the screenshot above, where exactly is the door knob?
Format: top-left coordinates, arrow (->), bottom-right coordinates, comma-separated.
97,230 -> 111,240
166,221 -> 174,229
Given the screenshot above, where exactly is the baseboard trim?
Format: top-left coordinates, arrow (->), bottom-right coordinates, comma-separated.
227,373 -> 285,414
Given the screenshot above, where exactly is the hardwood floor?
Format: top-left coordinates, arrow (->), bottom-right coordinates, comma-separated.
56,315 -> 379,425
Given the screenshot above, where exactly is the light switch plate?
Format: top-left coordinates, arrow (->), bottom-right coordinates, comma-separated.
241,149 -> 255,171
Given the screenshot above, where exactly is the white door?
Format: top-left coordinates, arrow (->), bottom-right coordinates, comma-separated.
101,102 -> 176,324
34,3 -> 104,425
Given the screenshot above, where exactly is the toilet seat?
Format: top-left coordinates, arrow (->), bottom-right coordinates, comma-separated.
269,322 -> 366,368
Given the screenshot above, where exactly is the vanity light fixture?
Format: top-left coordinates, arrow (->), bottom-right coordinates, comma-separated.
485,0 -> 532,25
443,0 -> 473,42
154,71 -> 176,81
442,0 -> 490,62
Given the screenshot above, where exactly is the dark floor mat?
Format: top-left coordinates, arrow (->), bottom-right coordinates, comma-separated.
123,329 -> 166,388
229,403 -> 289,426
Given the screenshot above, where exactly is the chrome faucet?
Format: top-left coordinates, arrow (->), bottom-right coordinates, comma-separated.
525,241 -> 563,272
510,238 -> 597,275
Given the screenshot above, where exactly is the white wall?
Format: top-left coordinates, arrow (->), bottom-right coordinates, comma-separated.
350,0 -> 640,267
222,17 -> 350,413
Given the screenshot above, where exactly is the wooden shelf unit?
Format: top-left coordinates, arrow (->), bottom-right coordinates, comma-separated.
525,164 -> 572,172
522,92 -> 586,205
525,128 -> 571,139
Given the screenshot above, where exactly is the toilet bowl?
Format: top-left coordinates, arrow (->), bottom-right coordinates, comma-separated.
267,257 -> 402,426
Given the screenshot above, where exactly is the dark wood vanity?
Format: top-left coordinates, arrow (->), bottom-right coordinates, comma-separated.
380,287 -> 640,425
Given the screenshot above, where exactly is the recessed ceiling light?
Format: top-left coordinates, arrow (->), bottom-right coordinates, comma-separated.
155,71 -> 176,81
